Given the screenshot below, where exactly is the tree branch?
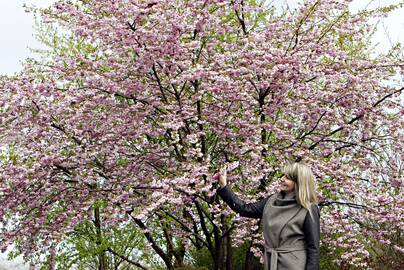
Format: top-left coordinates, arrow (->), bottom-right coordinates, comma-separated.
128,213 -> 172,269
107,248 -> 148,270
308,87 -> 404,150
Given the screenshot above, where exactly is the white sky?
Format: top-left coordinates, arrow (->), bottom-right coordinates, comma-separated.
0,0 -> 403,268
0,0 -> 55,75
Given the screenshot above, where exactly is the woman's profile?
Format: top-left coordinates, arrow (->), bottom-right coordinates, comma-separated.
215,161 -> 320,270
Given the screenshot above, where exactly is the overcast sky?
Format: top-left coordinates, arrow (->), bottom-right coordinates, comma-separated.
0,0 -> 56,75
0,0 -> 403,268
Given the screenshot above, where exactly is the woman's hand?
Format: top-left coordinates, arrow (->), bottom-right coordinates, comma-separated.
213,165 -> 227,188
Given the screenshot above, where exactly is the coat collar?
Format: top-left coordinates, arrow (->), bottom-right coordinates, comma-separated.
275,191 -> 297,206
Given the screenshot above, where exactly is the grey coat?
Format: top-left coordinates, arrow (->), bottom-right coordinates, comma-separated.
217,186 -> 320,270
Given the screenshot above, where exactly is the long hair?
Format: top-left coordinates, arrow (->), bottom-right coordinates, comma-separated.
282,161 -> 318,219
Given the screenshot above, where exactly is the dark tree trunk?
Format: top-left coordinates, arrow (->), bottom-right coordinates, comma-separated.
225,232 -> 233,270
244,241 -> 264,270
94,207 -> 107,270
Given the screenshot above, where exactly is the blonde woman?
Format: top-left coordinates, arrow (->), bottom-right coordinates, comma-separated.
216,161 -> 320,270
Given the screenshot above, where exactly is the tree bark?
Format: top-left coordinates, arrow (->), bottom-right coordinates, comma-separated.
244,241 -> 263,270
225,232 -> 233,270
94,207 -> 107,270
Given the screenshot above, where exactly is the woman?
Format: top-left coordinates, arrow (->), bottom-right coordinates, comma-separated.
216,161 -> 320,270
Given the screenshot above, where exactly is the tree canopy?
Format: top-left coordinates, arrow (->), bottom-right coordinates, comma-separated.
0,0 -> 403,269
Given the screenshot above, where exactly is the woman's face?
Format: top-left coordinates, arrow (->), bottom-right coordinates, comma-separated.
280,175 -> 295,193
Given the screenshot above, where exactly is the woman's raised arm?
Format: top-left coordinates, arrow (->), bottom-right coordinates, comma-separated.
217,185 -> 269,219
214,165 -> 269,218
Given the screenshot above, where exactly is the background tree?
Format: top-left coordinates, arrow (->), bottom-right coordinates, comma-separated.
0,0 -> 403,269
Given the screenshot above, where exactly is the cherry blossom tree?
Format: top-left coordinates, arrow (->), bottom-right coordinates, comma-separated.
0,0 -> 403,269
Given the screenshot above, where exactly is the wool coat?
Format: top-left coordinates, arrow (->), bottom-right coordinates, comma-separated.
217,185 -> 320,270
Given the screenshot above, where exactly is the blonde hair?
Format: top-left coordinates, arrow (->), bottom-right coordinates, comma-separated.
282,161 -> 318,219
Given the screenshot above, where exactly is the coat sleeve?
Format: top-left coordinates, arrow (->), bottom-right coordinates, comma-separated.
217,185 -> 269,219
303,204 -> 320,270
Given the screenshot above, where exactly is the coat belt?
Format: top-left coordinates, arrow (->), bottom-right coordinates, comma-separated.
264,243 -> 306,270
